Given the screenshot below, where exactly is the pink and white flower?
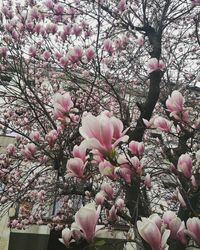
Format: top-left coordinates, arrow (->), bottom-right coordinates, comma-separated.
146,58 -> 165,73
137,217 -> 170,250
186,217 -> 200,246
59,228 -> 72,247
154,116 -> 172,132
166,91 -> 184,113
79,113 -> 128,154
129,140 -> 144,156
74,203 -> 102,241
177,154 -> 193,178
53,92 -> 73,121
66,158 -> 85,178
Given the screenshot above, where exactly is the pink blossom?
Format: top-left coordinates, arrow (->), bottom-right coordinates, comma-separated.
63,25 -> 71,36
116,155 -> 140,183
34,23 -> 41,34
129,140 -> 144,155
103,39 -> 114,54
72,145 -> 86,161
68,46 -> 83,63
191,175 -> 197,187
46,23 -> 57,34
177,222 -> 187,245
186,217 -> 200,246
149,214 -> 162,230
116,166 -> 132,183
192,0 -> 200,6
74,203 -> 101,241
146,58 -> 165,73
167,217 -> 182,239
144,173 -> 151,188
101,183 -> 114,199
154,116 -> 172,132
31,131 -> 41,141
163,211 -> 177,226
85,47 -> 95,62
73,25 -> 82,36
98,160 -> 117,179
166,91 -> 185,113
59,228 -> 72,246
95,192 -> 105,205
6,144 -> 16,156
29,47 -> 37,57
116,198 -> 125,209
42,51 -> 51,60
177,154 -> 192,178
45,129 -> 58,147
117,0 -> 126,12
53,92 -> 73,120
26,143 -> 37,154
107,205 -> 118,222
79,113 -> 128,154
22,143 -> 37,160
44,0 -> 54,9
176,188 -> 186,208
54,3 -> 64,14
59,57 -> 69,67
137,217 -> 170,250
0,47 -> 8,58
131,156 -> 143,173
163,212 -> 187,243
66,158 -> 85,178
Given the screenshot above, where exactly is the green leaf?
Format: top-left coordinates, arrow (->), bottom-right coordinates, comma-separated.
94,240 -> 106,246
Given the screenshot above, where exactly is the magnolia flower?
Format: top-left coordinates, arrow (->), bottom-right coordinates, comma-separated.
95,192 -> 105,205
74,203 -> 102,241
186,217 -> 200,246
68,46 -> 83,63
103,39 -> 114,54
101,183 -> 114,199
117,0 -> 126,12
31,131 -> 41,141
45,129 -> 58,147
79,113 -> 128,154
144,173 -> 151,188
6,144 -> 16,156
177,154 -> 193,178
166,91 -> 184,113
129,140 -> 144,155
98,160 -> 117,179
42,50 -> 51,60
59,228 -> 72,246
176,188 -> 186,208
72,145 -> 86,161
66,158 -> 85,178
192,0 -> 200,6
115,198 -> 125,209
85,47 -> 95,61
107,205 -> 118,222
154,116 -> 172,132
137,217 -> 170,250
163,211 -> 187,244
191,175 -> 197,187
73,25 -> 82,36
146,58 -> 165,73
53,92 -> 73,121
22,143 -> 37,160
